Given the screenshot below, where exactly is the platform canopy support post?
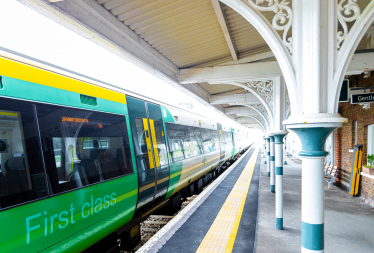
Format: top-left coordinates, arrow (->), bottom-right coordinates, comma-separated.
284,137 -> 288,165
285,122 -> 344,252
271,131 -> 288,230
265,136 -> 270,169
269,135 -> 275,192
263,136 -> 266,158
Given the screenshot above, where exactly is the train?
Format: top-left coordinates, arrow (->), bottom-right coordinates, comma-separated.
0,49 -> 253,252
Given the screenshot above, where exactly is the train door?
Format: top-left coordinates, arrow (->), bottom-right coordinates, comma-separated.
127,97 -> 170,212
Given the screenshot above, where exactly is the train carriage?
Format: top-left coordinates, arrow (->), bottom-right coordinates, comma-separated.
0,51 -> 252,252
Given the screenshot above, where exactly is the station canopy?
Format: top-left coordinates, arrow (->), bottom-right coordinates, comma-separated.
21,0 -> 374,132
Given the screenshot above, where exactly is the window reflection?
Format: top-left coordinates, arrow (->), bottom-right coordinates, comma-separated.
37,105 -> 134,194
166,123 -> 221,163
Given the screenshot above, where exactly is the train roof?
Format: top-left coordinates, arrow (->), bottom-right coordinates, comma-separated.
0,47 -> 251,133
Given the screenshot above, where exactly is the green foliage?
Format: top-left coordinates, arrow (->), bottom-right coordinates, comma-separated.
365,154 -> 374,168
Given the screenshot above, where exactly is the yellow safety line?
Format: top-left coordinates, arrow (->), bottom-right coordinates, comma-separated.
196,148 -> 259,253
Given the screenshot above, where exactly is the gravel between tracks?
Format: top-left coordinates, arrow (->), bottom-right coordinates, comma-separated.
128,195 -> 198,252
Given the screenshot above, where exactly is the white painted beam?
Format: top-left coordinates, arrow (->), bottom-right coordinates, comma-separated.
178,52 -> 374,84
209,92 -> 261,105
236,116 -> 258,122
178,61 -> 282,84
225,107 -> 258,116
216,51 -> 274,66
236,116 -> 265,131
211,0 -> 238,61
346,53 -> 374,75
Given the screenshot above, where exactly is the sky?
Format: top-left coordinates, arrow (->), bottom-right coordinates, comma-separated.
0,1 -> 263,142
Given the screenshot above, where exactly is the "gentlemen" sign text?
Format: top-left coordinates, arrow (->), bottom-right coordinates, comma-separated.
351,93 -> 374,104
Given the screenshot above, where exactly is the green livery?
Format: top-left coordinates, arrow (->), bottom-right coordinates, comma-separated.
0,54 -> 251,252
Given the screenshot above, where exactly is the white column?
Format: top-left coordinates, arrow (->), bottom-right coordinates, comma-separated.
285,1 -> 343,250
302,156 -> 325,253
271,131 -> 288,230
284,137 -> 288,165
266,136 -> 270,175
269,135 -> 275,192
284,123 -> 345,253
263,137 -> 266,158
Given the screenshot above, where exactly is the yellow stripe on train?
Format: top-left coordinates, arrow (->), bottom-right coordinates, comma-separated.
0,57 -> 127,104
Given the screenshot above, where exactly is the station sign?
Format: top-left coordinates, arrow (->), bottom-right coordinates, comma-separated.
351,92 -> 374,104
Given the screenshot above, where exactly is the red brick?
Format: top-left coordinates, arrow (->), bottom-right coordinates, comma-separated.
336,73 -> 374,207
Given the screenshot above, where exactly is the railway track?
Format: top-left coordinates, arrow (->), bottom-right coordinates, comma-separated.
131,196 -> 198,252
123,151 -> 246,253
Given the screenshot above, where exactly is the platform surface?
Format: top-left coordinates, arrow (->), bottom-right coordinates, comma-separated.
138,147 -> 260,253
256,157 -> 374,253
139,148 -> 374,253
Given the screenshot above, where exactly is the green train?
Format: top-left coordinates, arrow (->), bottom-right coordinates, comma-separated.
0,50 -> 252,252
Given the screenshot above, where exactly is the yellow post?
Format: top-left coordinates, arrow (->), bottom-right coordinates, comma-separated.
353,149 -> 363,195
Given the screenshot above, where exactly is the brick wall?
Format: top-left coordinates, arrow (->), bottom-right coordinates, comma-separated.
334,128 -> 342,185
337,73 -> 374,207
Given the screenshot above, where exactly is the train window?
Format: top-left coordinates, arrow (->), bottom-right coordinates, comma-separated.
183,130 -> 201,158
0,98 -> 46,210
224,131 -> 233,147
201,129 -> 220,153
150,120 -> 168,166
36,104 -> 134,195
165,123 -> 204,162
201,130 -> 212,153
211,130 -> 220,151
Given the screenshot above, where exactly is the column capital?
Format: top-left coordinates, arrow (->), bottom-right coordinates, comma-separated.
284,113 -> 347,157
283,113 -> 347,125
268,135 -> 275,142
270,130 -> 288,144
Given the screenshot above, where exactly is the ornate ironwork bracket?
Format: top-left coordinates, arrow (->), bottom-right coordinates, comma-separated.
247,0 -> 293,54
243,80 -> 274,111
337,0 -> 361,50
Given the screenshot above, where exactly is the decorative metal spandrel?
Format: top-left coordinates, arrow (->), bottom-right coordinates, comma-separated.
249,103 -> 270,123
244,80 -> 274,111
337,0 -> 361,50
247,0 -> 293,54
285,89 -> 290,111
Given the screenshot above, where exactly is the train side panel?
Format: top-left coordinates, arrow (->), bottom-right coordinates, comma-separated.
0,57 -> 139,252
1,176 -> 138,253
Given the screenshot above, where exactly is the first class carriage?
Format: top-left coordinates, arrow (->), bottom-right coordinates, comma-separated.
0,50 -> 252,252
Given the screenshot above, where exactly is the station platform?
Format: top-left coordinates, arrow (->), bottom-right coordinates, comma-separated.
138,147 -> 261,253
256,156 -> 374,253
137,147 -> 374,253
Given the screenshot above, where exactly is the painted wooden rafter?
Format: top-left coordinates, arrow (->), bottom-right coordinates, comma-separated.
211,0 -> 238,61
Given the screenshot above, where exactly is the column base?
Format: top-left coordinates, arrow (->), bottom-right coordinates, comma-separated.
276,218 -> 283,230
270,185 -> 275,192
284,161 -> 288,165
302,222 -> 324,252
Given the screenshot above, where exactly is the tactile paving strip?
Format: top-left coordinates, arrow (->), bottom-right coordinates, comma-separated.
196,148 -> 259,253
